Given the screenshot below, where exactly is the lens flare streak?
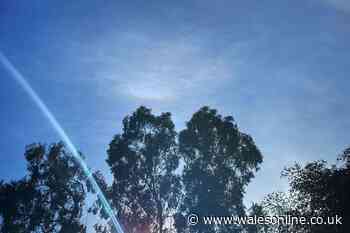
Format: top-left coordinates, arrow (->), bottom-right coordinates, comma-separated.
0,52 -> 125,233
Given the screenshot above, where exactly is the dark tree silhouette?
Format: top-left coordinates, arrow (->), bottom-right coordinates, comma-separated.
246,203 -> 268,233
99,107 -> 181,233
176,106 -> 263,233
0,143 -> 87,233
260,147 -> 350,233
281,146 -> 350,233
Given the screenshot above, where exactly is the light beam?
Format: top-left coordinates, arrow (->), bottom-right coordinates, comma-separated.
0,52 -> 125,233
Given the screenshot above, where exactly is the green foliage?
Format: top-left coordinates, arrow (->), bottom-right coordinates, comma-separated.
178,106 -> 263,233
0,142 -> 87,233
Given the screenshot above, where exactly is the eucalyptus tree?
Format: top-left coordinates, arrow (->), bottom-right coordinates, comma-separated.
176,107 -> 263,233
103,107 -> 182,233
0,142 -> 87,233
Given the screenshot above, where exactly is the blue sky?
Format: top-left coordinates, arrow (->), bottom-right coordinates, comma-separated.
1,0 -> 350,219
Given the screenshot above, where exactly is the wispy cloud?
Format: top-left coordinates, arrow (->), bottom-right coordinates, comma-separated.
90,32 -> 239,102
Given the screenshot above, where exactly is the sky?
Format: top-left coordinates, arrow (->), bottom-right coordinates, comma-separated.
0,0 -> 350,226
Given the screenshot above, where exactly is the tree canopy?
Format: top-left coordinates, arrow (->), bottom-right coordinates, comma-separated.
2,106 -> 348,233
176,106 -> 263,233
101,106 -> 182,233
260,147 -> 350,233
0,143 -> 87,233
